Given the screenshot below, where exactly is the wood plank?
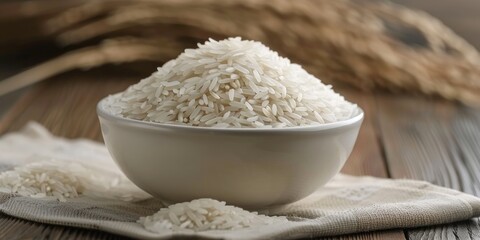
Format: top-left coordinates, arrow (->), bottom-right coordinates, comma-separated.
0,214 -> 129,240
338,88 -> 389,178
0,70 -> 406,239
0,67 -> 139,139
376,93 -> 480,240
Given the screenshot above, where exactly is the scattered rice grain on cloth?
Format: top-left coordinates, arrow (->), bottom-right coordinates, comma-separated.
0,159 -> 150,202
138,198 -> 288,232
105,37 -> 357,128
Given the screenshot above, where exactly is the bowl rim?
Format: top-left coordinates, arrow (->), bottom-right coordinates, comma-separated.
97,96 -> 364,132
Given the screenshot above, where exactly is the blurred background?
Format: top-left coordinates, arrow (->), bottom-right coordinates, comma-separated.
0,0 -> 480,108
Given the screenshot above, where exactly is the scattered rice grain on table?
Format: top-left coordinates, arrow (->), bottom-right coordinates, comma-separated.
138,198 -> 288,232
105,37 -> 357,128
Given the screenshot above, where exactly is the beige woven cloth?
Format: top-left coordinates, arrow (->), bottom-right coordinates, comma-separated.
0,122 -> 479,239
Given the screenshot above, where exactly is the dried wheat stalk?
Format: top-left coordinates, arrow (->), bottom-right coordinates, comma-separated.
0,38 -> 183,96
1,0 -> 480,105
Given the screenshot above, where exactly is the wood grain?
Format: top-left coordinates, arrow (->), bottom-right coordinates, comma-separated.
376,93 -> 480,240
0,67 -> 139,139
0,214 -> 129,240
338,88 -> 389,178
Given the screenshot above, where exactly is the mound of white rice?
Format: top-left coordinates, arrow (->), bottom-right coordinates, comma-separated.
105,37 -> 357,128
0,159 -> 149,202
138,198 -> 287,232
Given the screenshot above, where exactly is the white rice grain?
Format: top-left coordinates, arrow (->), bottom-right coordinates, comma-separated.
0,159 -> 150,202
104,37 -> 357,128
138,199 -> 287,232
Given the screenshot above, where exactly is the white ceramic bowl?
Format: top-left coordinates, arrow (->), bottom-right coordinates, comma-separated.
97,98 -> 363,209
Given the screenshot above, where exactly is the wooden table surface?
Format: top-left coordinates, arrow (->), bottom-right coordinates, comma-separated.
0,1 -> 479,239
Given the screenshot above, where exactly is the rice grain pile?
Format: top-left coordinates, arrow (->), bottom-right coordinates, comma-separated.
138,198 -> 287,232
105,37 -> 357,128
0,159 -> 149,202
